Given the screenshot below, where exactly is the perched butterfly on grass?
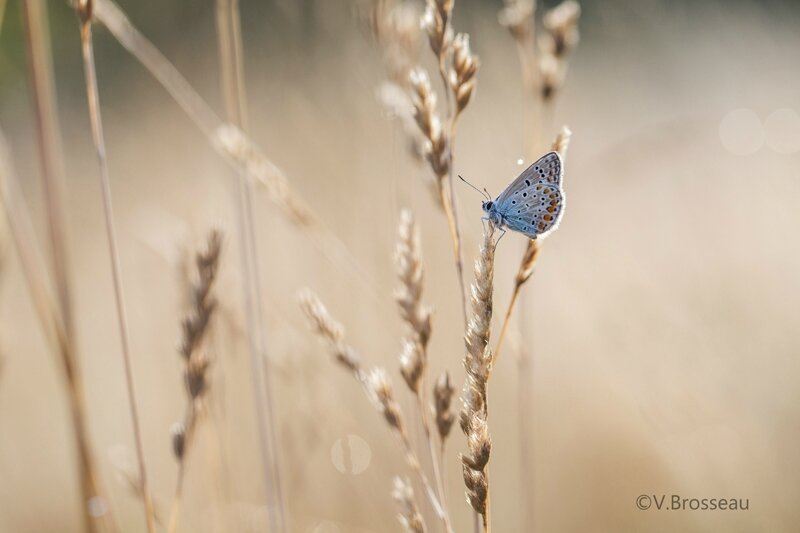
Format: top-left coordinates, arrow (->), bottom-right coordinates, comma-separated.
460,151 -> 565,240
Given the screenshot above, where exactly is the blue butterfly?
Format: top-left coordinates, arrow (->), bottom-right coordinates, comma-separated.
462,151 -> 565,240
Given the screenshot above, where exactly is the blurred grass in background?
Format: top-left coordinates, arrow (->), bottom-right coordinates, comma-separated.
1,0 -> 799,532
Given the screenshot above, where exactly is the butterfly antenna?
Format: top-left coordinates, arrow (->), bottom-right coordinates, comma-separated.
458,175 -> 491,200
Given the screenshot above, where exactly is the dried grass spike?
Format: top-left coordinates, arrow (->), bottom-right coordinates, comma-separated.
392,477 -> 427,533
298,289 -> 363,374
459,223 -> 497,525
366,367 -> 408,437
433,371 -> 455,441
170,422 -> 186,460
498,0 -> 535,42
395,209 -> 432,347
399,340 -> 424,393
421,0 -> 453,58
409,68 -> 449,180
551,125 -> 572,157
542,0 -> 581,58
451,33 -> 480,114
464,224 -> 496,366
515,239 -> 541,287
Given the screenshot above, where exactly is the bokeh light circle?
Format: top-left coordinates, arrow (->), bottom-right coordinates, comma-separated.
719,108 -> 764,155
330,434 -> 371,475
764,108 -> 800,154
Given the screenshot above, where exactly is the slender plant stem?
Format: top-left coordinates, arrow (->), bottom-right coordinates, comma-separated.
214,1 -> 288,530
0,130 -> 119,533
21,0 -> 72,334
87,0 -> 392,312
436,54 -> 468,329
395,428 -> 453,533
495,282 -> 522,364
352,372 -> 452,532
437,180 -> 467,326
508,7 -> 541,530
415,386 -> 449,525
20,3 -> 121,532
514,97 -> 555,533
166,406 -> 197,533
76,11 -> 156,533
517,286 -> 533,531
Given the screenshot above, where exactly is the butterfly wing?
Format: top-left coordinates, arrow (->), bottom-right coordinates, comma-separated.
493,152 -> 565,238
501,181 -> 565,239
494,151 -> 563,206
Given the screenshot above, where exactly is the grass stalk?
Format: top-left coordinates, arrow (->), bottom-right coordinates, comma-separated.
0,129 -> 119,533
460,223 -> 497,533
166,405 -> 196,533
18,3 -> 120,528
434,54 -> 468,329
75,4 -> 156,532
84,0 -> 391,310
21,0 -> 73,335
214,0 -> 287,530
394,209 -> 452,525
416,387 -> 450,520
493,238 -> 540,362
299,292 -> 454,533
166,229 -> 221,533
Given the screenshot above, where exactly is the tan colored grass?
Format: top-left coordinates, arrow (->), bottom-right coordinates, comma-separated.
299,289 -> 454,532
19,2 -> 119,531
167,229 -> 222,533
0,127 -> 120,533
460,222 -> 497,531
214,0 -> 287,528
494,126 -> 571,363
74,4 -> 156,530
394,209 -> 452,522
89,0 -> 310,226
392,476 -> 428,533
415,0 -> 481,329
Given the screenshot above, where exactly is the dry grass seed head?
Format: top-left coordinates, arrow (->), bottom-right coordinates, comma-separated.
433,371 -> 455,440
551,125 -> 572,156
298,289 -> 363,374
464,224 -> 496,368
213,125 -> 313,225
359,0 -> 423,86
515,239 -> 541,287
170,422 -> 186,460
399,339 -> 425,393
541,0 -> 581,58
421,0 -> 453,58
409,68 -> 449,180
366,367 -> 408,437
463,412 -> 491,471
392,477 -> 427,533
178,229 -> 221,393
459,224 -> 497,518
378,82 -> 427,161
460,462 -> 488,515
451,33 -> 480,114
538,52 -> 562,101
395,209 -> 432,347
498,0 -> 535,42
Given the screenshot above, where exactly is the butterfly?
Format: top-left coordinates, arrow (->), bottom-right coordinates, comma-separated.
461,151 -> 565,240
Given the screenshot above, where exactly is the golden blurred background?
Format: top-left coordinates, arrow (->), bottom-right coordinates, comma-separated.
0,0 -> 799,531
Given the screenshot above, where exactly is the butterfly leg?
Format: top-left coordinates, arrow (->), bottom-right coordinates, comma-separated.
495,228 -> 507,248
